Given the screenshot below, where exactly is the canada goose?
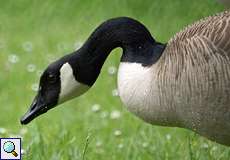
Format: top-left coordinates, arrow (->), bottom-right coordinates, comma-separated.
21,11 -> 230,146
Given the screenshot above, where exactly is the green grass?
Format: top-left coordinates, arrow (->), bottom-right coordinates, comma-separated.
0,0 -> 229,159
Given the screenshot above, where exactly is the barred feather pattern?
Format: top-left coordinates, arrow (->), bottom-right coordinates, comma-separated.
155,11 -> 230,145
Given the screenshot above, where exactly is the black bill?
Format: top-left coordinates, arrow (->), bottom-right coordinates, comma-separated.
20,95 -> 47,125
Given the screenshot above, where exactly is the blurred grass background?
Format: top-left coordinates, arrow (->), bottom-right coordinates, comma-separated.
0,0 -> 230,159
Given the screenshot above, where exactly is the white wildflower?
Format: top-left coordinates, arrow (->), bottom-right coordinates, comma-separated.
110,110 -> 121,119
112,89 -> 119,97
107,66 -> 117,75
114,130 -> 122,137
19,128 -> 28,135
166,134 -> 171,140
27,64 -> 36,72
8,54 -> 19,64
0,128 -> 7,134
91,104 -> 101,112
201,143 -> 209,149
118,143 -> 124,149
142,142 -> 149,148
31,83 -> 39,92
21,149 -> 26,155
211,146 -> 217,151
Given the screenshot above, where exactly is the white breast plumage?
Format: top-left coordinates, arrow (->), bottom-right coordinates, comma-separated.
118,62 -> 153,114
117,62 -> 176,125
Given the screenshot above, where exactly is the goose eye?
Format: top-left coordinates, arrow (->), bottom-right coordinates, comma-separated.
47,74 -> 56,83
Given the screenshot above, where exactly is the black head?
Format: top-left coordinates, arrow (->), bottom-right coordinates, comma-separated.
20,58 -> 90,124
20,17 -> 165,125
20,62 -> 61,124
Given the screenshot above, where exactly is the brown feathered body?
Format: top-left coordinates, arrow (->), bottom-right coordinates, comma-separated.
157,11 -> 230,145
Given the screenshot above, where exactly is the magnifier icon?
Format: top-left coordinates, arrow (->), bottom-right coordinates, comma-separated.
3,141 -> 18,157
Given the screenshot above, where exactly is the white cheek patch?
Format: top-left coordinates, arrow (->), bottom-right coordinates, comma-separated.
59,63 -> 90,103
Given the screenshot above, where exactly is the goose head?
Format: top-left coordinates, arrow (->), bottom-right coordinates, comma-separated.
20,57 -> 92,124
20,17 -> 165,124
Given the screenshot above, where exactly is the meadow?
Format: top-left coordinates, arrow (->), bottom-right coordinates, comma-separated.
0,0 -> 230,159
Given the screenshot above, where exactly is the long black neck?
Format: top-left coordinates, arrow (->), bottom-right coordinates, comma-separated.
63,17 -> 166,86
